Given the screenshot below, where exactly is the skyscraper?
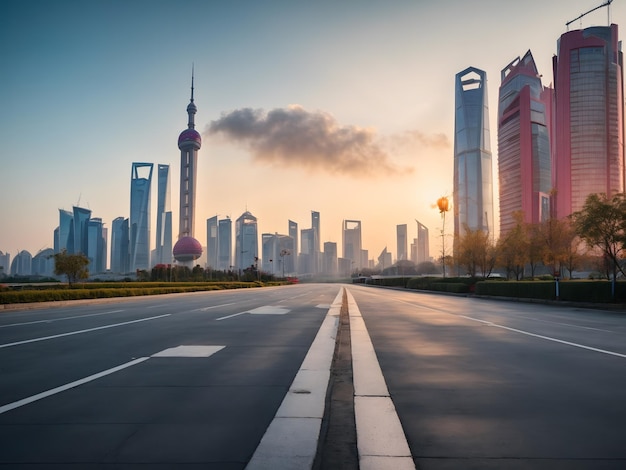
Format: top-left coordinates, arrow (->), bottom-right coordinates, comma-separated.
288,219 -> 298,273
342,220 -> 362,270
129,162 -> 153,271
87,217 -> 107,273
454,67 -> 494,238
235,211 -> 258,271
57,209 -> 74,253
498,51 -> 552,235
173,71 -> 203,265
155,164 -> 173,266
111,217 -> 130,274
396,224 -> 407,261
206,216 -> 218,269
311,210 -> 320,273
73,206 -> 92,256
553,24 -> 624,218
415,220 -> 430,264
217,217 -> 232,271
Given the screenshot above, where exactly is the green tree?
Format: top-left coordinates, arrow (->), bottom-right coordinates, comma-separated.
571,193 -> 626,280
53,250 -> 89,286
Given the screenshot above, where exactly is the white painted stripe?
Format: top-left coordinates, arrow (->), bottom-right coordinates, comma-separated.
346,288 -> 415,469
460,315 -> 626,359
0,357 -> 149,414
215,312 -> 246,321
0,310 -> 125,328
246,287 -> 342,470
0,314 -> 171,349
198,302 -> 237,311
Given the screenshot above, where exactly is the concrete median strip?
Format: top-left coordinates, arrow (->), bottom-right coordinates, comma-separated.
245,288 -> 342,470
247,287 -> 415,470
346,288 -> 416,470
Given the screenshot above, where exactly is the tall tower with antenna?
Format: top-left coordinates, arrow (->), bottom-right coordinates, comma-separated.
173,68 -> 203,266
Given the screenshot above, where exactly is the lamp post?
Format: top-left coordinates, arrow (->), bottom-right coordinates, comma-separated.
436,196 -> 450,278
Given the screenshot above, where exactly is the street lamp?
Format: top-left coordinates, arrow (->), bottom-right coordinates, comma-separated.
279,249 -> 291,278
436,196 -> 450,278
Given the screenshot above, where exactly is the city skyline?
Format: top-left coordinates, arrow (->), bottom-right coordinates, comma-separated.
2,1 -> 625,262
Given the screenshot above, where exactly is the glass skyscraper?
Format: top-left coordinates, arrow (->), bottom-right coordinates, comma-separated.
553,24 -> 624,218
217,217 -> 232,270
396,224 -> 407,261
73,206 -> 92,256
454,67 -> 494,238
498,51 -> 552,235
130,162 -> 153,271
155,164 -> 172,266
342,219 -> 362,270
111,217 -> 130,274
235,211 -> 258,271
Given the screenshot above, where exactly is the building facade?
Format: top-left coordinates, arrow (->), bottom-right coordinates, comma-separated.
553,24 -> 624,217
235,211 -> 258,271
342,220 -> 362,271
111,217 -> 130,274
454,67 -> 494,238
415,220 -> 429,264
129,162 -> 153,271
396,224 -> 407,262
217,217 -> 232,271
498,50 -> 553,235
155,164 -> 173,266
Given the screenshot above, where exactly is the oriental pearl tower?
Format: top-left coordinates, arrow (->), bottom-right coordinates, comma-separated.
172,70 -> 203,266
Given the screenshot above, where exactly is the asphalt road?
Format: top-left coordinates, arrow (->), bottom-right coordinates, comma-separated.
0,284 -> 341,469
1,284 -> 626,469
349,285 -> 626,469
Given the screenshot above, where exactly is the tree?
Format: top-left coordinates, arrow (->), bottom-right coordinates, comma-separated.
53,250 -> 89,286
455,225 -> 496,278
538,217 -> 572,277
497,212 -> 529,280
571,193 -> 626,281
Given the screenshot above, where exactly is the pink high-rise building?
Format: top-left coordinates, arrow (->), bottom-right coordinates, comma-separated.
552,24 -> 624,218
497,51 -> 553,235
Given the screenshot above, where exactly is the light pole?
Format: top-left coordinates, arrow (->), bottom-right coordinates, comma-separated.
436,196 -> 450,278
280,249 -> 290,278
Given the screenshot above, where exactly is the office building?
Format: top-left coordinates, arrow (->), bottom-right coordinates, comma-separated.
262,233 -> 295,276
342,220 -> 362,271
72,206 -> 92,256
111,217 -> 130,274
323,241 -> 338,276
416,220 -> 430,263
130,162 -> 153,271
155,164 -> 173,266
56,209 -> 74,253
173,71 -> 203,265
206,216 -> 218,269
454,66 -> 494,238
299,227 -> 315,275
87,218 -> 107,273
218,217 -> 232,270
498,51 -> 552,235
288,220 -> 298,273
235,211 -> 258,271
32,248 -> 55,277
553,24 -> 624,217
396,224 -> 407,261
0,251 -> 10,277
11,250 -> 32,276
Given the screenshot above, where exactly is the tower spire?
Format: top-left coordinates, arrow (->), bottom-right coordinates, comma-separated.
186,64 -> 197,129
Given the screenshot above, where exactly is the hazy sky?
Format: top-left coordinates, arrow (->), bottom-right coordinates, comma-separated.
1,0 -> 623,263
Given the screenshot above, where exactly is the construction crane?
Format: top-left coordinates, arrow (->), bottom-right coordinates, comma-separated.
566,0 -> 613,30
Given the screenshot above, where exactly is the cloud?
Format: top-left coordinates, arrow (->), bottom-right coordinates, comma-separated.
206,105 -> 414,178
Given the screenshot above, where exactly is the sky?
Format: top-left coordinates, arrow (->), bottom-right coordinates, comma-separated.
1,0 -> 624,265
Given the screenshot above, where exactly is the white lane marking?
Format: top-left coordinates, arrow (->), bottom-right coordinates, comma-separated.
216,312 -> 247,321
460,315 -> 626,359
215,306 -> 290,321
198,302 -> 237,311
0,310 -> 125,328
0,314 -> 171,349
246,287 -> 342,470
0,357 -> 150,415
346,288 -> 415,469
151,345 -> 225,357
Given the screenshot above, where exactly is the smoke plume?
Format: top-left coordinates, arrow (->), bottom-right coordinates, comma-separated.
206,105 -> 414,178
